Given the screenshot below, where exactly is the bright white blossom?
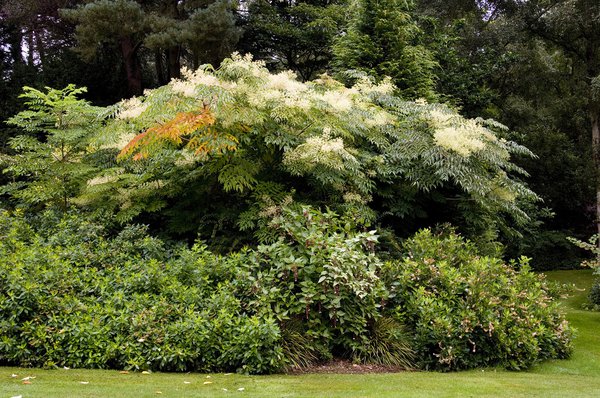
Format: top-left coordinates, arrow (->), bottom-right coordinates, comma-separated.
224,52 -> 267,78
171,67 -> 236,97
318,91 -> 354,112
284,128 -> 356,172
429,109 -> 496,157
171,80 -> 197,97
117,97 -> 148,119
428,110 -> 457,128
248,89 -> 284,108
267,71 -> 307,94
434,121 -> 488,157
283,96 -> 311,110
353,76 -> 395,96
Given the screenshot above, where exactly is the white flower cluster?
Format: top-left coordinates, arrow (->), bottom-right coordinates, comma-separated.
171,80 -> 197,97
284,128 -> 355,172
353,76 -> 395,96
364,110 -> 395,127
171,67 -> 236,97
283,96 -> 311,110
434,126 -> 485,156
224,52 -> 266,79
318,90 -> 354,112
430,109 -> 495,157
246,70 -> 313,111
266,71 -> 307,94
117,97 -> 148,120
428,109 -> 457,128
490,185 -> 517,202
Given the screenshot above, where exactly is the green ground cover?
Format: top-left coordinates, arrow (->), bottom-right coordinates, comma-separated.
1,269 -> 599,398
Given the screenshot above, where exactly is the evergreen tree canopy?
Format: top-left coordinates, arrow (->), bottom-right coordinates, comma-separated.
332,0 -> 438,100
61,0 -> 240,95
239,0 -> 345,81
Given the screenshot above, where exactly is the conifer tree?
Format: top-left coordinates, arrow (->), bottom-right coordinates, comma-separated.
61,0 -> 239,95
239,0 -> 345,81
332,0 -> 438,100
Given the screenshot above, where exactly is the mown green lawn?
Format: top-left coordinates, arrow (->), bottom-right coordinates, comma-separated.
2,269 -> 599,398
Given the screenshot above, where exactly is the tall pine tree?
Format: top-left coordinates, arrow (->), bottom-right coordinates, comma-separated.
332,0 -> 437,99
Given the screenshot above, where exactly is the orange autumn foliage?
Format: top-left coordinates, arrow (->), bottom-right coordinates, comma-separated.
118,106 -> 237,161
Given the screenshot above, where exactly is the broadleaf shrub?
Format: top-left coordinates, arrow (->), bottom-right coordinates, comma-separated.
587,281 -> 600,310
383,229 -> 573,370
566,234 -> 600,309
235,204 -> 414,368
0,209 -> 283,373
0,209 -> 573,373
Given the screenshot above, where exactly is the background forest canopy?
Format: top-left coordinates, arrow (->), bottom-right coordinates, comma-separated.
0,0 -> 598,268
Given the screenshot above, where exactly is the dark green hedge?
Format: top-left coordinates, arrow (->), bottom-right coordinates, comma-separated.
0,209 -> 573,373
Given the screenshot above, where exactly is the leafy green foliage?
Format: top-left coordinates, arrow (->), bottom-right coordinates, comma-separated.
3,85 -> 104,211
384,228 -> 573,370
0,207 -> 574,373
586,280 -> 600,309
332,0 -> 438,100
567,234 -> 600,269
0,206 -> 413,372
566,234 -> 600,308
236,204 -> 414,368
0,209 -> 283,373
1,55 -> 542,253
71,55 -> 538,247
239,0 -> 345,81
117,106 -> 222,160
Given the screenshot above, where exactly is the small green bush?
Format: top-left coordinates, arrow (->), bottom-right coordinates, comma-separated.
236,204 -> 414,368
588,280 -> 600,309
565,234 -> 600,309
384,229 -> 573,370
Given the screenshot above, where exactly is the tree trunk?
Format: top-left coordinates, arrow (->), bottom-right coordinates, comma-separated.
592,109 -> 600,261
164,0 -> 181,79
8,27 -> 25,65
27,29 -> 35,65
34,28 -> 46,67
155,50 -> 167,86
192,48 -> 200,70
167,46 -> 181,80
120,36 -> 143,96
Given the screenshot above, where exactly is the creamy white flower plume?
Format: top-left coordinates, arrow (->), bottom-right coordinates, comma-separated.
117,97 -> 148,119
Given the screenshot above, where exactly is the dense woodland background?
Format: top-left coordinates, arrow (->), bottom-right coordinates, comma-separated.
0,0 -> 598,268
